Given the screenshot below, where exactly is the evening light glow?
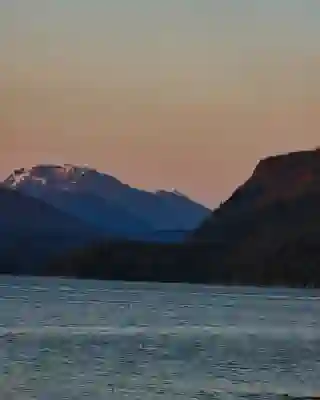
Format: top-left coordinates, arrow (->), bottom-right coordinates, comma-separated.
0,0 -> 319,206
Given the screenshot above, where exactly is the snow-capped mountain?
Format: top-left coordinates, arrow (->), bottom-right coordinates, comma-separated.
3,164 -> 210,240
5,164 -> 124,195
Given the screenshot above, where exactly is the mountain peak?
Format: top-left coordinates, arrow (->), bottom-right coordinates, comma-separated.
171,188 -> 186,197
4,163 -> 123,191
156,188 -> 188,199
2,162 -> 210,237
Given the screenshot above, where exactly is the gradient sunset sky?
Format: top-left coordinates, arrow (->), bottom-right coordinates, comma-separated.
0,0 -> 319,206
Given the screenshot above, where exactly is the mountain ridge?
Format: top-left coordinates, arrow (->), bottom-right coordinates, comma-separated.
2,149 -> 320,287
3,163 -> 210,240
51,148 -> 320,287
193,148 -> 320,241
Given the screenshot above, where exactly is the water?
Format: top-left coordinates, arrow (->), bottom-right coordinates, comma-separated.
0,276 -> 319,399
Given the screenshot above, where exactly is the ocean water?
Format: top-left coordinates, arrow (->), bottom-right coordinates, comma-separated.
0,277 -> 319,399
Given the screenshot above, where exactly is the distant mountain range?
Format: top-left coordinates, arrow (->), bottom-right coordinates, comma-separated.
49,148 -> 320,287
2,163 -> 210,241
3,149 -> 320,287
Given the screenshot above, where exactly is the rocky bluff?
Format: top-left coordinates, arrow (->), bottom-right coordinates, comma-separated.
191,148 -> 320,286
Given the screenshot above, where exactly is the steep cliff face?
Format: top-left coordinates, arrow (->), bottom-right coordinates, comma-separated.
194,149 -> 320,239
192,149 -> 320,276
249,149 -> 320,205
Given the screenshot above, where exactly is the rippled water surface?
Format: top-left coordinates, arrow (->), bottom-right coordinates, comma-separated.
0,276 -> 319,399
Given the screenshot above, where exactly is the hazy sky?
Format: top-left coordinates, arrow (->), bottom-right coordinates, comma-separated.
0,0 -> 319,206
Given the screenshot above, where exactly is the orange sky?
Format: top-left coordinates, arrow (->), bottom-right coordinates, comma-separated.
0,1 -> 319,206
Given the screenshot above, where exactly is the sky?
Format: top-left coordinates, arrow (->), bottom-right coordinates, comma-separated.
0,0 -> 319,206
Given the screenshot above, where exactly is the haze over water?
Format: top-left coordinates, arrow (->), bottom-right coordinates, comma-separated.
1,1 -> 319,206
0,276 -> 320,399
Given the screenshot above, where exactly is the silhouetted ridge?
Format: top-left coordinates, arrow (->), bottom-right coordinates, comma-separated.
193,148 -> 320,241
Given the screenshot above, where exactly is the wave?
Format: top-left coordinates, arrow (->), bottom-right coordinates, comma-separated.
0,324 -> 319,340
171,379 -> 320,399
99,380 -> 319,399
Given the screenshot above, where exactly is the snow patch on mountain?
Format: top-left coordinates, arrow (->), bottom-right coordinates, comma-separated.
3,163 -> 211,239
